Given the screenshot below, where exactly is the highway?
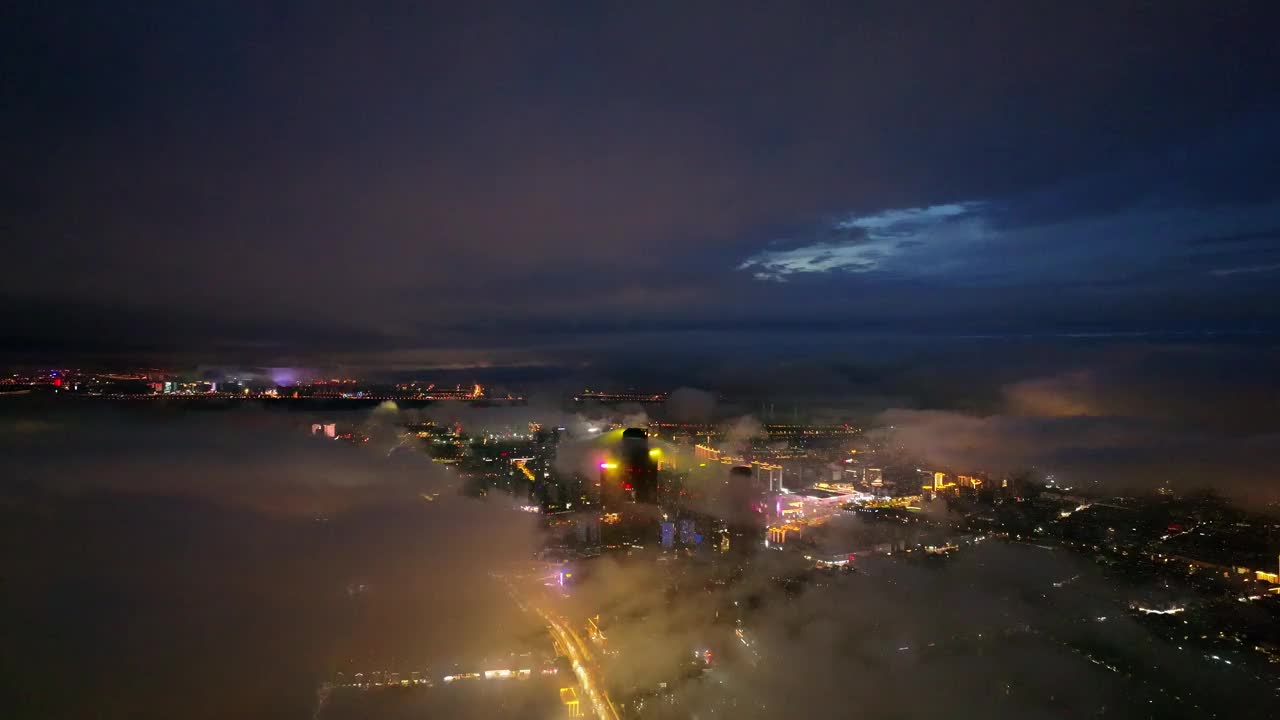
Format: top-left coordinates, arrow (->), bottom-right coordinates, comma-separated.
542,606 -> 620,720
498,572 -> 620,720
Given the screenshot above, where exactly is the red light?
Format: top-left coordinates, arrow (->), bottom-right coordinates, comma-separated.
847,553 -> 857,563
622,483 -> 632,490
52,377 -> 62,387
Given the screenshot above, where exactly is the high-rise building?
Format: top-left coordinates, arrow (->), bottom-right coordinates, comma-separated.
753,461 -> 784,492
678,518 -> 697,545
866,467 -> 885,498
724,465 -> 767,553
660,521 -> 675,548
560,687 -> 583,717
575,515 -> 601,546
620,427 -> 659,503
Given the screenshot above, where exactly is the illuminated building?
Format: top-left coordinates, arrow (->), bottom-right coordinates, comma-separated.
573,389 -> 668,404
923,471 -> 957,498
678,518 -> 697,544
761,423 -> 860,439
767,523 -> 802,544
560,687 -> 583,717
594,428 -> 659,506
693,444 -> 782,491
753,461 -> 784,491
721,466 -> 767,554
1257,555 -> 1280,584
661,521 -> 675,548
620,427 -> 658,504
575,515 -> 601,546
598,461 -> 623,506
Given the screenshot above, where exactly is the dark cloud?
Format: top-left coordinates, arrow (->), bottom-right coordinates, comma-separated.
1190,228 -> 1280,246
3,2 -> 1280,360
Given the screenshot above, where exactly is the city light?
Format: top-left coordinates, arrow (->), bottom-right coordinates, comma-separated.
11,6 -> 1280,718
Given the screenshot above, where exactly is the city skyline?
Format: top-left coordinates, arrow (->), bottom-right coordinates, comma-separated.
4,4 -> 1280,720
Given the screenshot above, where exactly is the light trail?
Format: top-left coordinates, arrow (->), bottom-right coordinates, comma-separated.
498,573 -> 619,720
539,608 -> 620,720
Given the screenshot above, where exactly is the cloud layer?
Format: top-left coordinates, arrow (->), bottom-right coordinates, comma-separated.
877,345 -> 1280,502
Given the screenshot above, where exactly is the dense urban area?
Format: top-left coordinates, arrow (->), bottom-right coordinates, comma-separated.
5,367 -> 1278,719
8,4 -> 1280,719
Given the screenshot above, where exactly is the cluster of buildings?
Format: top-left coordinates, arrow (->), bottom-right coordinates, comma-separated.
331,406 -> 1280,719
572,389 -> 669,404
2,366 -> 531,403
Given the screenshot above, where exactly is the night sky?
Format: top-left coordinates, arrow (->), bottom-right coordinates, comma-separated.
5,8 -> 1280,717
4,2 -> 1280,366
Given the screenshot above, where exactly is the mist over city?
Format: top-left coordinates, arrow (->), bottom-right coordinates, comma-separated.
4,3 -> 1280,719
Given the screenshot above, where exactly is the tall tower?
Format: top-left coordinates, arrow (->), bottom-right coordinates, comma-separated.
620,427 -> 659,504
723,465 -> 766,554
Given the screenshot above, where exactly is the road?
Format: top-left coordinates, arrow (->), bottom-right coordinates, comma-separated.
542,607 -> 621,720
498,572 -> 620,720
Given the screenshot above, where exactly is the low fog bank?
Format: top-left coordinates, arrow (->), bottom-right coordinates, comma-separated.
559,542 -> 1275,719
3,336 -> 1278,719
848,343 -> 1280,505
0,402 -> 541,720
